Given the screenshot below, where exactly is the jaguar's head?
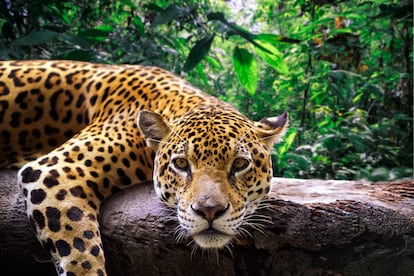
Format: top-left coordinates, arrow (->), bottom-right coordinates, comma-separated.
138,107 -> 288,249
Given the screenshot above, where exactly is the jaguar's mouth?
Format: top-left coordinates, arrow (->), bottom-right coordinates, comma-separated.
192,228 -> 233,249
199,228 -> 222,235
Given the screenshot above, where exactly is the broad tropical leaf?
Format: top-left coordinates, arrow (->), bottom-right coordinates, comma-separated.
152,4 -> 182,26
183,35 -> 215,73
253,39 -> 289,75
79,26 -> 113,43
11,30 -> 58,46
232,47 -> 258,96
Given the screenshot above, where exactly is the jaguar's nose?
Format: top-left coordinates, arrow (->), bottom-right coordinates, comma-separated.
191,204 -> 228,224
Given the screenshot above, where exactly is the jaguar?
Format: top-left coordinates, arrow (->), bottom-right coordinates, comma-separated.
0,60 -> 288,275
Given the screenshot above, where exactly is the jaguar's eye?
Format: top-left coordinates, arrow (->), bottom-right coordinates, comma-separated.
231,157 -> 250,174
172,157 -> 189,172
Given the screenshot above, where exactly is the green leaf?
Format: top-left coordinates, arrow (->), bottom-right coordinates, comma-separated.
171,37 -> 188,56
285,153 -> 310,170
391,167 -> 413,180
79,26 -> 113,43
322,134 -> 342,151
328,70 -> 348,80
369,167 -> 391,181
196,63 -> 209,86
120,0 -> 137,9
253,40 -> 289,74
12,30 -> 58,46
330,28 -> 353,35
352,92 -> 364,104
56,50 -> 94,61
143,3 -> 165,11
152,4 -> 189,26
206,12 -> 226,22
253,34 -> 301,44
58,33 -> 91,48
232,47 -> 258,96
205,56 -> 223,70
366,83 -> 384,96
132,17 -> 145,36
183,35 -> 215,73
207,12 -> 253,41
277,128 -> 297,156
344,132 -> 368,152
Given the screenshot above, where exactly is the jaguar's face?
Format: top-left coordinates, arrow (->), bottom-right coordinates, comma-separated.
138,108 -> 288,249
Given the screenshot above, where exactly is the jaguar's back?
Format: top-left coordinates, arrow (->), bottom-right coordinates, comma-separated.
0,60 -> 224,167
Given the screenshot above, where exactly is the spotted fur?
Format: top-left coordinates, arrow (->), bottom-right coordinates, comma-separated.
0,60 -> 288,276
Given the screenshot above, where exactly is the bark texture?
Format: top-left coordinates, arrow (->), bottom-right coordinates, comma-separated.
0,169 -> 413,276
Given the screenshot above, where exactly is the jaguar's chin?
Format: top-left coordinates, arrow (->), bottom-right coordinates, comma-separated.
192,229 -> 233,249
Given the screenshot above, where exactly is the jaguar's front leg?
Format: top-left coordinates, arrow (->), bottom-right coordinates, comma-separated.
19,159 -> 107,276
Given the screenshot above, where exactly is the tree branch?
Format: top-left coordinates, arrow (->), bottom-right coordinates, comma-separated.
0,170 -> 413,275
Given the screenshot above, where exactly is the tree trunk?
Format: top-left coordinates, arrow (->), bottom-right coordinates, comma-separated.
0,169 -> 413,276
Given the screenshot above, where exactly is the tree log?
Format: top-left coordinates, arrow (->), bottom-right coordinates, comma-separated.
0,169 -> 413,276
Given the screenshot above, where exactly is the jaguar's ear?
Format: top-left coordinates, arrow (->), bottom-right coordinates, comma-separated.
255,112 -> 289,147
137,110 -> 171,150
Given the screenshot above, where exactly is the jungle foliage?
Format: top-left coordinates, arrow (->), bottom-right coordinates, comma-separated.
0,0 -> 412,180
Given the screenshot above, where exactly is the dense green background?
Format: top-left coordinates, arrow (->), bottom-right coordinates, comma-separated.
1,0 -> 412,180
